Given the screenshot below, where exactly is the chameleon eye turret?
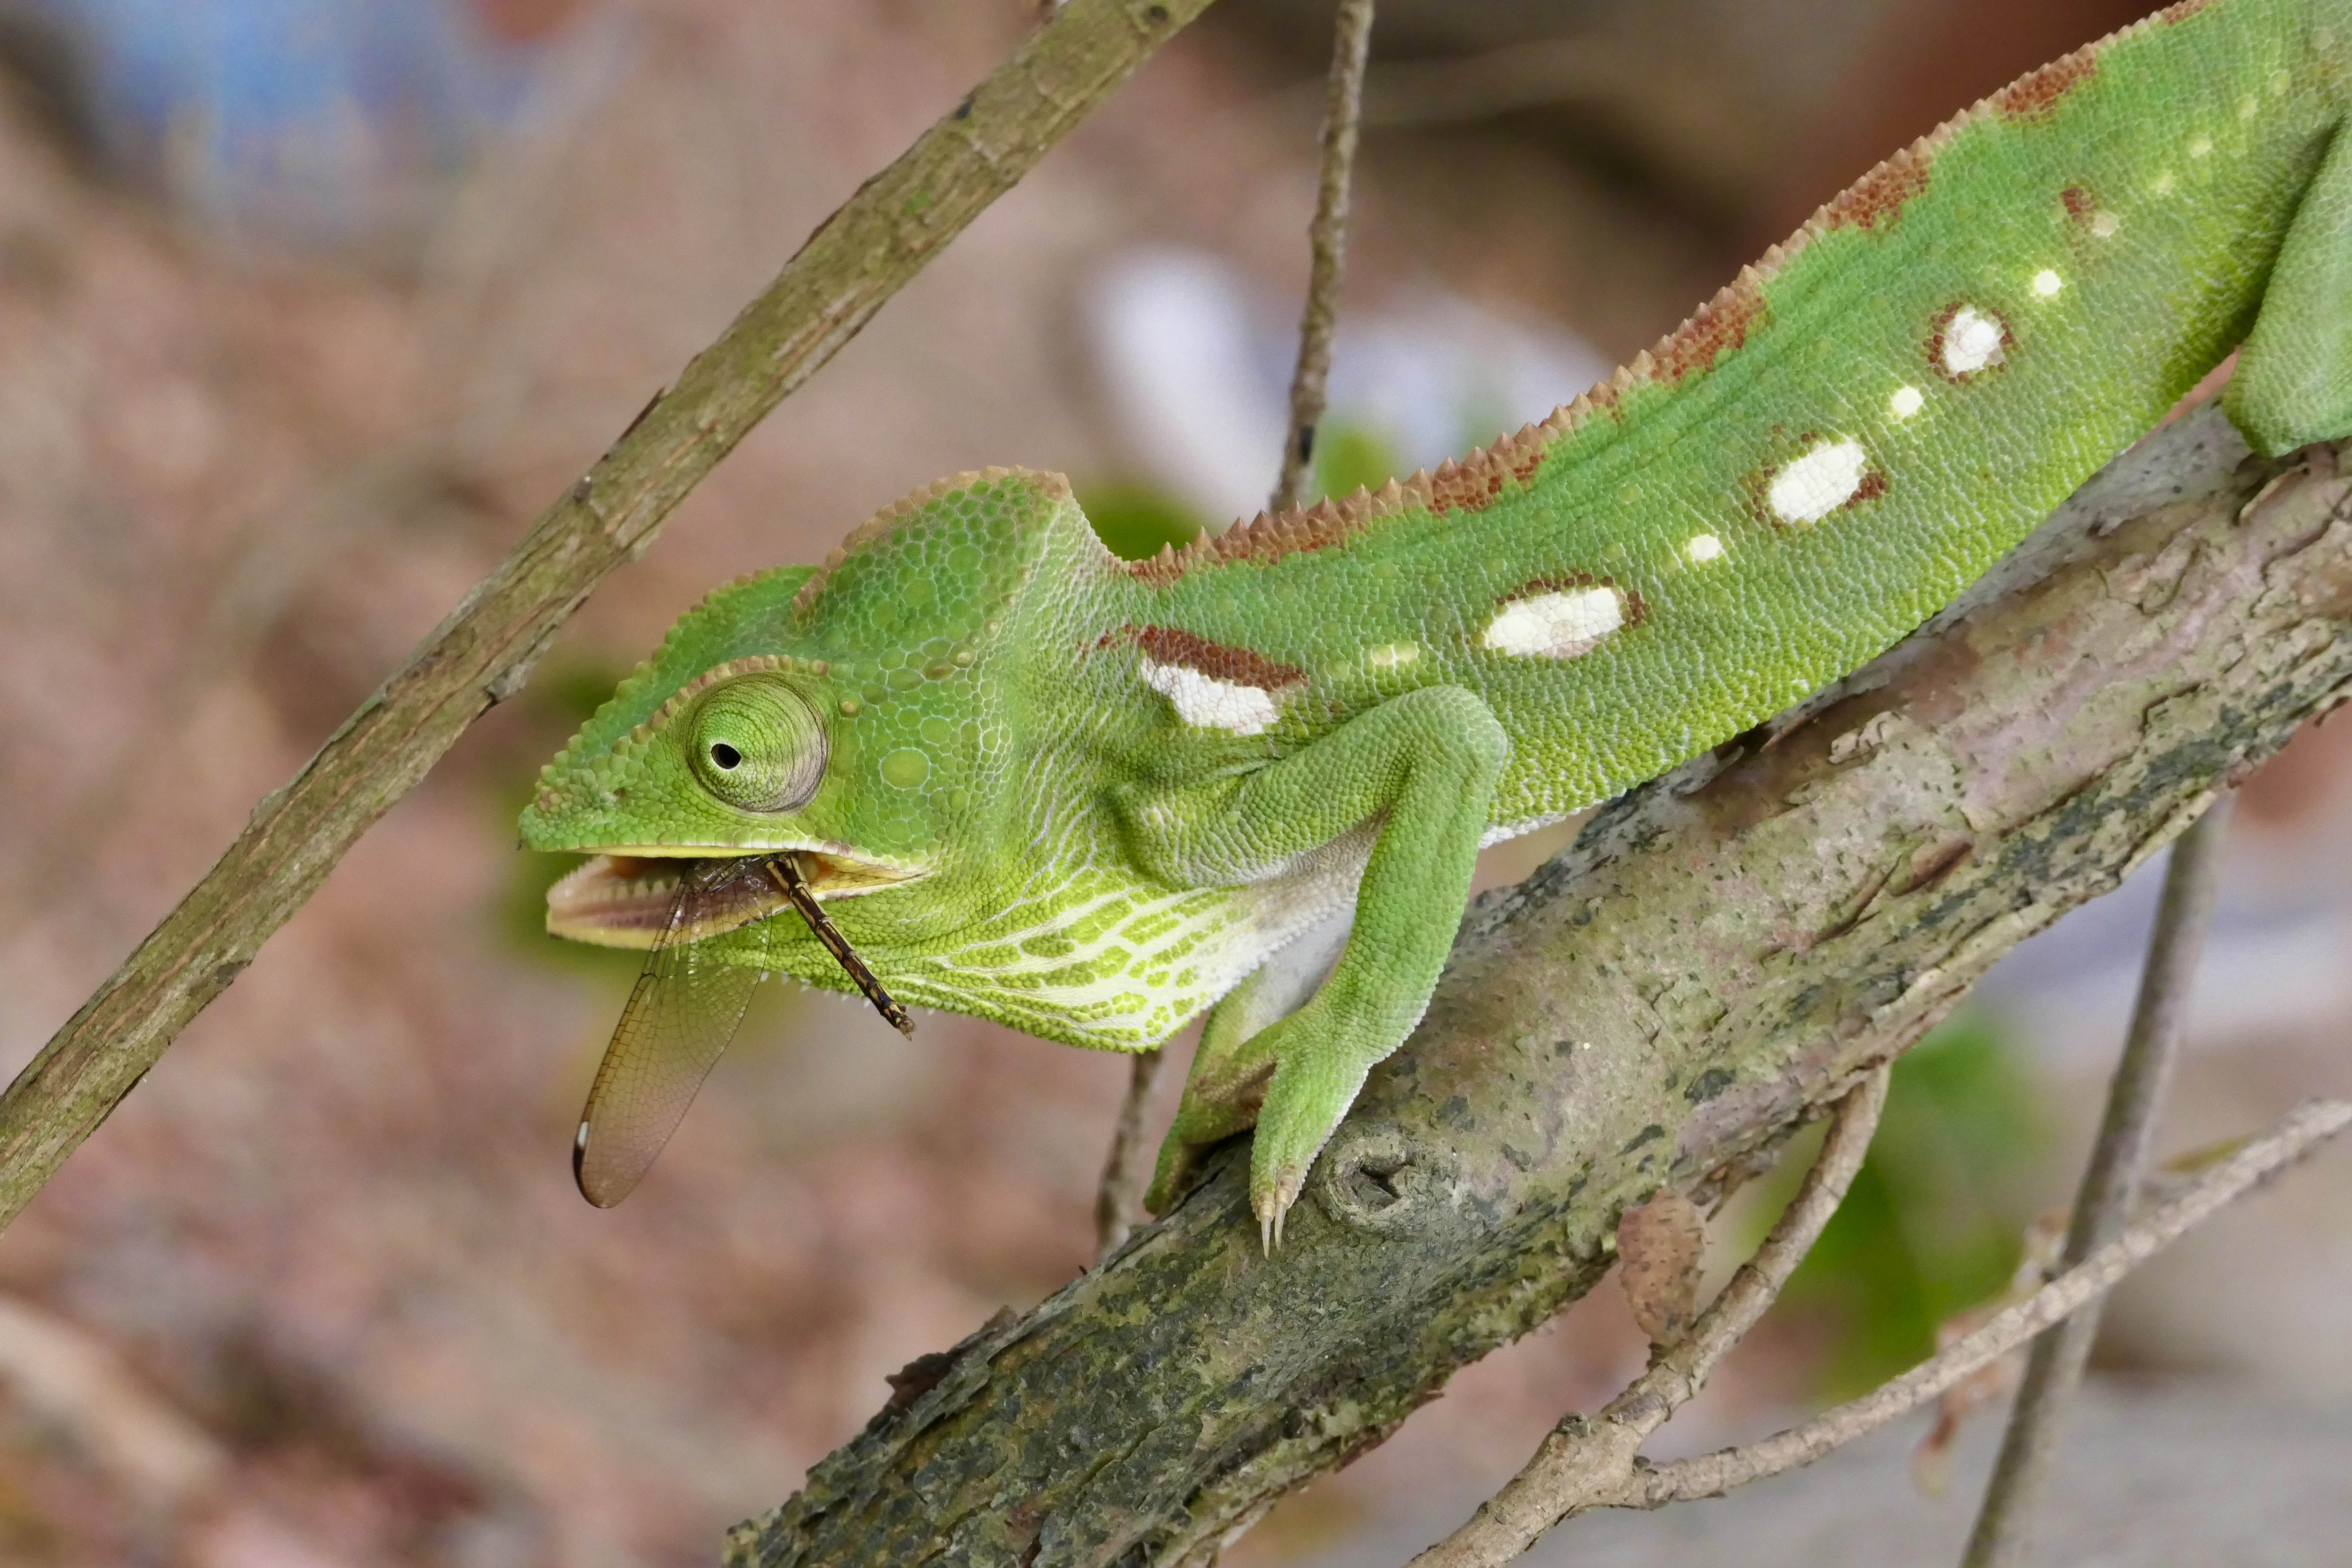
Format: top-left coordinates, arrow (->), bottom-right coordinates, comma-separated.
686,677 -> 827,813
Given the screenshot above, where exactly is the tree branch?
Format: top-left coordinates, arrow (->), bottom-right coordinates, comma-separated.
1096,1049 -> 1167,1260
1409,1066 -> 1891,1568
0,0 -> 1214,1231
724,407 -> 2352,1567
1613,1096 -> 2352,1511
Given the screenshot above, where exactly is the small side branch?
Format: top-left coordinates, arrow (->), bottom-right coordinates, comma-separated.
1961,796 -> 2233,1567
1095,1049 -> 1165,1261
1615,1097 -> 2352,1512
1270,0 -> 1378,514
1411,1066 -> 1890,1568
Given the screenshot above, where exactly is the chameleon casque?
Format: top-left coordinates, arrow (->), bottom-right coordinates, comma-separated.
524,0 -> 2352,1242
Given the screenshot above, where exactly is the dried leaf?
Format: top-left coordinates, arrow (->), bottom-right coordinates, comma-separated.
1617,1190 -> 1706,1348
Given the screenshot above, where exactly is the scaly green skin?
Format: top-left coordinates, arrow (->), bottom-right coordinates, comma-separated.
525,0 -> 2352,1238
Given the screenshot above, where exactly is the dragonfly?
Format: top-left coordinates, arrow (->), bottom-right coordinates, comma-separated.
572,853 -> 914,1207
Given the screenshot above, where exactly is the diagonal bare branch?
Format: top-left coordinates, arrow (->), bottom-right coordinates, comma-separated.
0,0 -> 1216,1232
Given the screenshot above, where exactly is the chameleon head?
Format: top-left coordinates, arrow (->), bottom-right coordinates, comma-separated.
520,465 -> 1105,959
521,655 -> 931,949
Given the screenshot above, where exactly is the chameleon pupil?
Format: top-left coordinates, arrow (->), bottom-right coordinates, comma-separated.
710,743 -> 741,769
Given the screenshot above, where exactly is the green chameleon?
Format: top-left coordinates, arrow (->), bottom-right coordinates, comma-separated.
524,0 -> 2352,1244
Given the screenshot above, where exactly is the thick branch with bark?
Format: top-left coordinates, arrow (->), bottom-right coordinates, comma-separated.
726,407 -> 2352,1567
0,0 -> 1212,1231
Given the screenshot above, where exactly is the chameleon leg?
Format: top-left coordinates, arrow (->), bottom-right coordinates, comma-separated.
1145,905 -> 1351,1213
1116,685 -> 1508,1242
2228,116 -> 2352,455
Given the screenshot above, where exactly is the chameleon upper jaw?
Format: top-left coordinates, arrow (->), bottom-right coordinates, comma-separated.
544,848 -> 921,949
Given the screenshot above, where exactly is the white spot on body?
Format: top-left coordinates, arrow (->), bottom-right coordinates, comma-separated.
1482,586 -> 1626,659
2239,95 -> 2260,121
2090,210 -> 2120,239
2152,170 -> 2177,195
1889,386 -> 1925,420
2033,269 -> 2064,297
1942,306 -> 2007,377
1138,655 -> 1279,735
1365,642 -> 1421,670
1767,439 -> 1869,526
2190,136 -> 2213,159
1684,533 -> 1725,564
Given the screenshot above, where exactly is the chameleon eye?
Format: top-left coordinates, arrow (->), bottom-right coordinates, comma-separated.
686,678 -> 827,812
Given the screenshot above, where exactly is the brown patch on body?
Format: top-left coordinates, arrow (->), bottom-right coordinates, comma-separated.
2061,186 -> 2095,224
1993,49 -> 2098,121
1822,144 -> 1934,231
1927,302 -> 2015,383
1106,625 -> 1305,690
1652,270 -> 1768,383
1852,471 -> 1890,505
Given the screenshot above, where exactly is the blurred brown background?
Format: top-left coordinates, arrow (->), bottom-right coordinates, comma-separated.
1,0 -> 2349,1563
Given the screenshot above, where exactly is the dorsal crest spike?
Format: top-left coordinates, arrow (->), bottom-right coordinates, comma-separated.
1127,409 -> 1572,584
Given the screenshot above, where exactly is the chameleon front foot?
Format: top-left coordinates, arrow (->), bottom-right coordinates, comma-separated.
1145,1000 -> 1378,1250
1246,1037 -> 1374,1250
1144,1087 -> 1325,1253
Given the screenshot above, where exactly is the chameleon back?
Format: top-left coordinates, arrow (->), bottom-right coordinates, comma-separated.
1069,0 -> 2343,834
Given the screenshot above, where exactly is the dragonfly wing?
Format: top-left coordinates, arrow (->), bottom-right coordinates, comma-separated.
574,931 -> 763,1207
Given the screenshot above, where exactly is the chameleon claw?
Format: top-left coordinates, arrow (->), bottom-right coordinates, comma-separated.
1253,1180 -> 1297,1252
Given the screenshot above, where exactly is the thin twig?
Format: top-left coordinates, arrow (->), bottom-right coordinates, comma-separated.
1609,1097 -> 2352,1513
1269,0 -> 1377,515
1095,1048 -> 1166,1261
1962,796 -> 2233,1568
0,0 -> 1215,1233
1412,1065 -> 1892,1568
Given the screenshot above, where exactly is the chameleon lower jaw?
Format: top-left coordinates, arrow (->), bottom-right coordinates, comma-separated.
543,849 -> 913,949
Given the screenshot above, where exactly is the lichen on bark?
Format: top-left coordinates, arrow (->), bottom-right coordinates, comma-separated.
728,406 -> 2352,1568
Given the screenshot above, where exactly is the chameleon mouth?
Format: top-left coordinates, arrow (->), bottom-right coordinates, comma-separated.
545,849 -> 913,949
